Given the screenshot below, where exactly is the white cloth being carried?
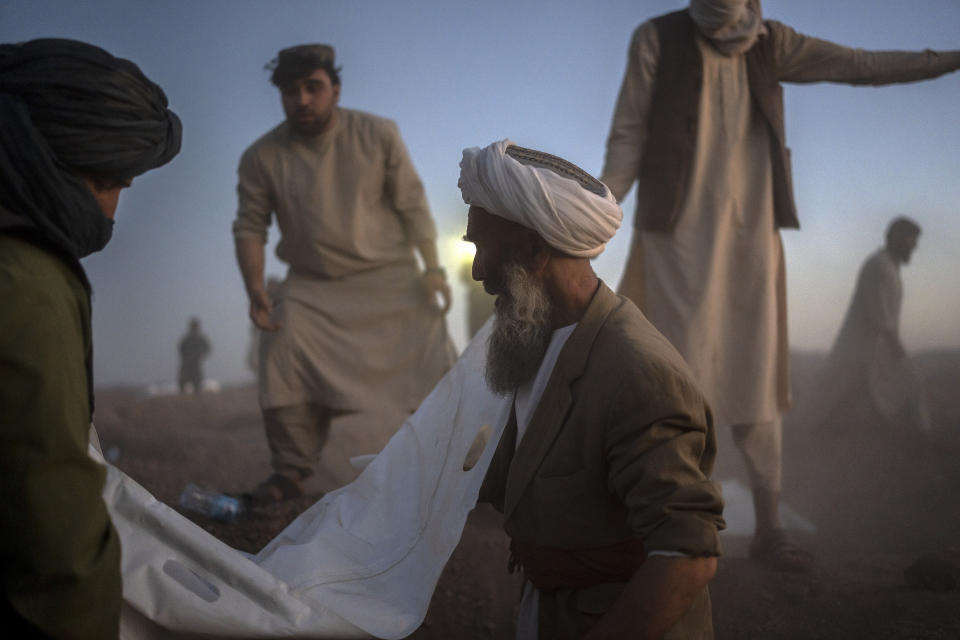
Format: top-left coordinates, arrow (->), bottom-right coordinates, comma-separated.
104,320 -> 511,639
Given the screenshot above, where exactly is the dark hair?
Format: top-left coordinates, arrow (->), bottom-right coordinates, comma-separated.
267,44 -> 341,88
271,60 -> 341,88
886,216 -> 921,243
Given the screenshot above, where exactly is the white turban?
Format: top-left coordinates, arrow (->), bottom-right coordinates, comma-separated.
689,0 -> 766,56
458,140 -> 622,259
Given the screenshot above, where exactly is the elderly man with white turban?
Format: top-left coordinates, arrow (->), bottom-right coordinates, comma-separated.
461,140 -> 725,640
602,0 -> 960,572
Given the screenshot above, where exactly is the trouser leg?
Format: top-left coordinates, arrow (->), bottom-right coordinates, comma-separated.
180,363 -> 201,393
262,403 -> 335,480
731,418 -> 783,534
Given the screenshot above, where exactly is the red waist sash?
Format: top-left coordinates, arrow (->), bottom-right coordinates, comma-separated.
509,538 -> 646,592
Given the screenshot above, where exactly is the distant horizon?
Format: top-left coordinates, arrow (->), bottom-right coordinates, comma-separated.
94,346 -> 960,393
3,0 -> 959,388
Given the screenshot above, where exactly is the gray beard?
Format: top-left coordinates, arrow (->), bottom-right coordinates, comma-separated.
485,264 -> 553,396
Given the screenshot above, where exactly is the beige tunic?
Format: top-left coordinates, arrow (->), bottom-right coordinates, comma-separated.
813,248 -> 929,430
234,108 -> 455,411
603,20 -> 960,426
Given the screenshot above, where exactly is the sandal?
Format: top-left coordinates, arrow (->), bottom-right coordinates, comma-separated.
749,528 -> 814,574
243,473 -> 304,508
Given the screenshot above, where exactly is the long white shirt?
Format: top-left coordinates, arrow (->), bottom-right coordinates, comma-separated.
603,19 -> 960,425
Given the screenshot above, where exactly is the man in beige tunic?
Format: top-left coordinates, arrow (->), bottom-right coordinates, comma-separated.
601,0 -> 960,571
808,217 -> 930,436
234,44 -> 455,504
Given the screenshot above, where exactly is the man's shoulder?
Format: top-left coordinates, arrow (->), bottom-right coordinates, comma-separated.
237,123 -> 291,172
649,8 -> 688,27
242,122 -> 289,155
590,295 -> 697,387
0,235 -> 81,293
861,247 -> 899,281
863,247 -> 896,271
339,107 -> 400,139
0,235 -> 86,323
761,19 -> 795,45
571,295 -> 709,420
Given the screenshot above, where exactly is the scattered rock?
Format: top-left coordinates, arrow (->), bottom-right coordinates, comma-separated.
905,549 -> 960,591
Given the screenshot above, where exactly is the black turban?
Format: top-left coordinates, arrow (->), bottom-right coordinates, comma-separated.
0,38 -> 182,258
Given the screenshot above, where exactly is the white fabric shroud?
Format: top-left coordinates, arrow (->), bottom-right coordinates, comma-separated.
97,319 -> 512,639
458,139 -> 621,258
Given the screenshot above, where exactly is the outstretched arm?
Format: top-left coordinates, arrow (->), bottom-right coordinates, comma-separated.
771,20 -> 960,85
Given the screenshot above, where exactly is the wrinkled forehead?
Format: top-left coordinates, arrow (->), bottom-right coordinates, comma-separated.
466,205 -> 527,240
465,205 -> 488,235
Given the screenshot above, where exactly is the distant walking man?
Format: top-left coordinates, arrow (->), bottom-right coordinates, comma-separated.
178,317 -> 211,393
810,217 -> 930,435
602,0 -> 960,571
0,38 -> 180,637
234,44 -> 455,505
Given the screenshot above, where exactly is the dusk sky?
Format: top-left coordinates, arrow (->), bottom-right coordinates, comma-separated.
2,0 -> 958,388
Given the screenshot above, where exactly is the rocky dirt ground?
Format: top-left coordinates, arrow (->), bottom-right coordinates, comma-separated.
94,351 -> 960,639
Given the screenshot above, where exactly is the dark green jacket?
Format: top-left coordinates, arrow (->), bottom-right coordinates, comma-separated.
0,233 -> 121,638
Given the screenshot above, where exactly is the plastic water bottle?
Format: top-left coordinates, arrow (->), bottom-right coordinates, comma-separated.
179,484 -> 244,521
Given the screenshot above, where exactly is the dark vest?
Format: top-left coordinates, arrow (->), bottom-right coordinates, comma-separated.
637,10 -> 799,231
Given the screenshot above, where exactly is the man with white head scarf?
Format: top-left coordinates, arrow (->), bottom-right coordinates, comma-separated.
602,0 -> 960,572
461,141 -> 725,639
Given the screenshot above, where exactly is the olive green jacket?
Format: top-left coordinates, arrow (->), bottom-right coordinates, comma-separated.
0,234 -> 121,638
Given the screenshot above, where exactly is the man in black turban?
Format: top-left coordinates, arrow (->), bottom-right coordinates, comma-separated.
0,38 -> 181,638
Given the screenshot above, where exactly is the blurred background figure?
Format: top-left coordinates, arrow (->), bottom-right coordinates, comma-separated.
0,38 -> 180,638
233,44 -> 456,506
178,316 -> 212,393
601,0 -> 960,573
806,217 -> 931,436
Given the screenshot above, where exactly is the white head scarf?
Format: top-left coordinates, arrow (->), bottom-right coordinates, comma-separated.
689,0 -> 766,56
458,140 -> 622,259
